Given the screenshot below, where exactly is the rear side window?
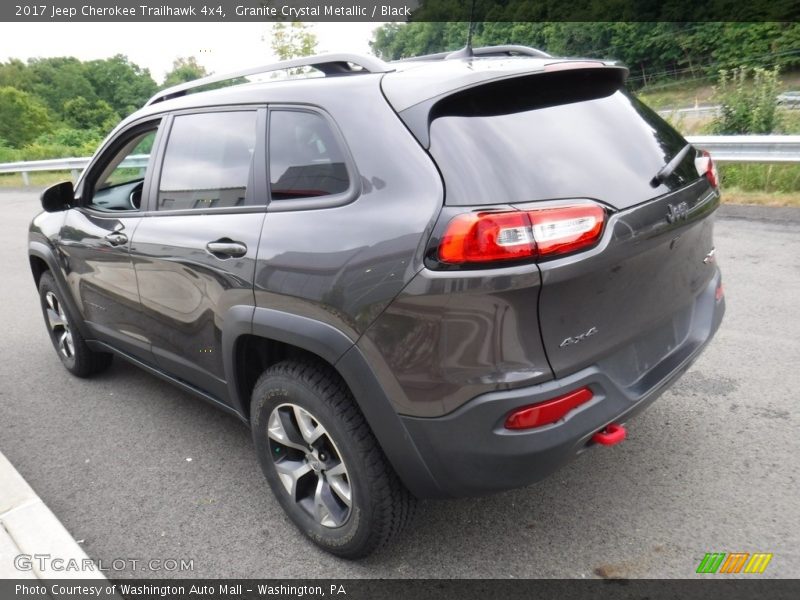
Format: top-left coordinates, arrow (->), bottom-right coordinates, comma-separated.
158,111 -> 257,210
269,110 -> 349,200
428,72 -> 697,208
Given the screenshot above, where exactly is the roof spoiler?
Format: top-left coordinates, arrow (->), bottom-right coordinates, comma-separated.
393,45 -> 552,63
398,63 -> 629,148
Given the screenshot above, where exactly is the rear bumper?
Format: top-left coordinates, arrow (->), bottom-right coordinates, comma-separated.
401,271 -> 725,498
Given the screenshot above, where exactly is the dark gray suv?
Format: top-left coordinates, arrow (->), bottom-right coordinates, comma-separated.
28,46 -> 725,557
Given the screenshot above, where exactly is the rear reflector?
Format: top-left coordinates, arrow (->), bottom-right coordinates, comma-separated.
439,203 -> 605,265
504,386 -> 594,430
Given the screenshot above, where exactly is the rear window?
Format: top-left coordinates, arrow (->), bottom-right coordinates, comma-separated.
269,110 -> 349,200
429,75 -> 697,208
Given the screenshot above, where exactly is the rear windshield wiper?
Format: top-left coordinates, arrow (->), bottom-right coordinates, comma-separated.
650,143 -> 692,187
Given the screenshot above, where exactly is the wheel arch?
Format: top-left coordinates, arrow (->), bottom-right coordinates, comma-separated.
28,241 -> 91,339
29,254 -> 49,287
222,305 -> 444,498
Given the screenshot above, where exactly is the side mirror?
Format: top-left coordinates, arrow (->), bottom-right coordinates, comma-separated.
40,181 -> 74,213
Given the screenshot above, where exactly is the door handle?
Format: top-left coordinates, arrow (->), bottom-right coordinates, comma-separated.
206,240 -> 247,258
104,232 -> 128,246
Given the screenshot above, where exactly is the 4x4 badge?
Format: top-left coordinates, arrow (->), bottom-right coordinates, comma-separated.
560,326 -> 599,348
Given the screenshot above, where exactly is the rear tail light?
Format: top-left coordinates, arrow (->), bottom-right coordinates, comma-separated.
438,211 -> 535,264
695,150 -> 719,188
438,203 -> 605,265
530,204 -> 605,257
505,386 -> 594,430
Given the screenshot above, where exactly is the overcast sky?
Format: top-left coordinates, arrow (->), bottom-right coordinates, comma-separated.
0,22 -> 386,83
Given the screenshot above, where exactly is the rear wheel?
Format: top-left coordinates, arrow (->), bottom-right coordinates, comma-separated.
38,271 -> 113,377
251,359 -> 415,558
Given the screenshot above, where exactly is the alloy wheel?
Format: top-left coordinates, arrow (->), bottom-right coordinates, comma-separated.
267,403 -> 352,528
44,291 -> 74,359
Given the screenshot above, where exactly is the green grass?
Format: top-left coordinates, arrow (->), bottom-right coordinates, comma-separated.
638,79 -> 718,110
0,171 -> 75,188
775,110 -> 800,134
657,106 -> 800,137
638,70 -> 800,110
722,189 -> 800,207
719,163 -> 800,194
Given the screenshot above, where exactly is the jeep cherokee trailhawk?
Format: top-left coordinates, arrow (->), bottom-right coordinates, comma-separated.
29,46 -> 725,557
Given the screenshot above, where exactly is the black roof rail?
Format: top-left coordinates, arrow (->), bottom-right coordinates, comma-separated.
145,53 -> 393,106
394,45 -> 552,64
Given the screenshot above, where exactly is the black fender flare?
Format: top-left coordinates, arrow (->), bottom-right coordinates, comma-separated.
221,305 -> 444,498
28,241 -> 92,340
220,305 -> 354,418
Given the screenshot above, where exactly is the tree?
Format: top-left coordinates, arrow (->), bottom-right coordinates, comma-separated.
369,22 -> 800,89
0,58 -> 34,91
0,86 -> 51,147
162,57 -> 209,87
0,55 -> 156,120
34,126 -> 103,150
369,22 -> 459,60
63,97 -> 119,132
83,55 -> 157,117
24,57 -> 98,117
711,66 -> 781,134
270,22 -> 317,60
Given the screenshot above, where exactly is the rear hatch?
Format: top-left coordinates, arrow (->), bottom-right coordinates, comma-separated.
412,63 -> 720,383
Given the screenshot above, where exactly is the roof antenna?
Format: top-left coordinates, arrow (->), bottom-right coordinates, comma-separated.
446,0 -> 476,60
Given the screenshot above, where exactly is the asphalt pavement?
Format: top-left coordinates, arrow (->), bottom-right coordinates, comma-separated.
0,190 -> 798,578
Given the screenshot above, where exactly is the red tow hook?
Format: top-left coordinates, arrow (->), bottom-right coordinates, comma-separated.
592,423 -> 626,446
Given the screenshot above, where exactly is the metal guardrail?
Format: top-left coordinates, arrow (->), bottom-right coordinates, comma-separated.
685,135 -> 800,163
1,138 -> 800,186
0,155 -> 148,186
658,105 -> 722,119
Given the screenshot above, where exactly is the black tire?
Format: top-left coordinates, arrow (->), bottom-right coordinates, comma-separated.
251,358 -> 415,558
38,271 -> 113,378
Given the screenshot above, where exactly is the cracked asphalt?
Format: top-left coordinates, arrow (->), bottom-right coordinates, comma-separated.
1,191 -> 798,578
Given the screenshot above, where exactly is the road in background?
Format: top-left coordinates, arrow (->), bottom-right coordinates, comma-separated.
0,190 -> 798,578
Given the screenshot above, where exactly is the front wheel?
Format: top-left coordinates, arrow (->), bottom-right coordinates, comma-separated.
251,359 -> 415,558
38,271 -> 113,377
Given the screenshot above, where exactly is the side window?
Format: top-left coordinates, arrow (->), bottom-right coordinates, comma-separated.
158,111 -> 257,211
90,127 -> 157,211
269,110 -> 350,200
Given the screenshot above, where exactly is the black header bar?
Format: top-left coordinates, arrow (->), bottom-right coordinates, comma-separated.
2,0 -> 799,22
3,579 -> 800,600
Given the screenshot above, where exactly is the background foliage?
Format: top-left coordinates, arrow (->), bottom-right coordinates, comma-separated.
0,22 -> 321,163
370,22 -> 800,87
0,55 -> 185,162
2,23 -> 799,165
711,66 -> 782,134
369,21 -> 800,198
270,21 -> 317,61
